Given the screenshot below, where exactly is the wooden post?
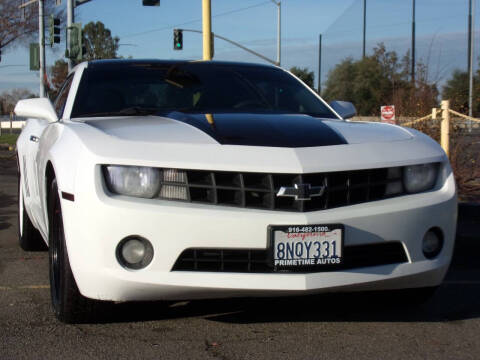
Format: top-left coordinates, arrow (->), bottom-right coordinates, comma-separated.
9,111 -> 13,134
440,100 -> 450,157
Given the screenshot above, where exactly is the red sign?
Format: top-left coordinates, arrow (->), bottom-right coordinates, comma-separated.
381,105 -> 396,124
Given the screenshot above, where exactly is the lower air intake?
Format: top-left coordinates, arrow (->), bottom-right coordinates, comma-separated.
171,242 -> 408,273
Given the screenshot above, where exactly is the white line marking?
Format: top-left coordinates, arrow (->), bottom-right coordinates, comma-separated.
18,285 -> 50,289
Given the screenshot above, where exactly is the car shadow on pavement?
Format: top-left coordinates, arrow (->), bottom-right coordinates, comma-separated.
0,192 -> 16,210
98,236 -> 480,325
0,192 -> 16,232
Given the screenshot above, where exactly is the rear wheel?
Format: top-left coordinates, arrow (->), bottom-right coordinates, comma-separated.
18,166 -> 46,251
48,178 -> 102,323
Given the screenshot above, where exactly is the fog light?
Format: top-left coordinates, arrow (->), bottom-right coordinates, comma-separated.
422,228 -> 443,259
116,236 -> 154,269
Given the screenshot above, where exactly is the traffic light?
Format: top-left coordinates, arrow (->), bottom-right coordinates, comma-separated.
173,29 -> 183,50
66,23 -> 84,62
143,0 -> 160,5
48,15 -> 61,47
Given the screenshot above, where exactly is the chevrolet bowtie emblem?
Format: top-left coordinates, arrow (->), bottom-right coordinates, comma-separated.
276,183 -> 326,201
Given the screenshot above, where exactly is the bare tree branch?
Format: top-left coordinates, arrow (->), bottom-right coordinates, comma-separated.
0,0 -> 65,51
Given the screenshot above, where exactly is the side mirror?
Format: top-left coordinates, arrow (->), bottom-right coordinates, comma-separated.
329,101 -> 357,119
14,98 -> 58,123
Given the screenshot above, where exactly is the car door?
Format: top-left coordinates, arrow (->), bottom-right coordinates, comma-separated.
28,76 -> 74,234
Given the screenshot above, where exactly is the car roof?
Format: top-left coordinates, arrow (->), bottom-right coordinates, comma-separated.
85,59 -> 278,70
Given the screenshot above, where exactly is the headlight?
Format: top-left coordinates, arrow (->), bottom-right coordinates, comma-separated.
403,163 -> 438,193
104,165 -> 161,198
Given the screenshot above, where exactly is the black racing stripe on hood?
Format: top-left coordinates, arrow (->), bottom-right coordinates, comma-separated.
159,112 -> 348,148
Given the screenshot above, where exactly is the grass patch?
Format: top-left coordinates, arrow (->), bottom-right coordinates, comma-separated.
0,133 -> 19,147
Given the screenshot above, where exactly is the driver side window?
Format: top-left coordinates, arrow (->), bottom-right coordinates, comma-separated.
53,75 -> 74,119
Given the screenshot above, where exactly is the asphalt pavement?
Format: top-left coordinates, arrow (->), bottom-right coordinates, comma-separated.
1,151 -> 479,360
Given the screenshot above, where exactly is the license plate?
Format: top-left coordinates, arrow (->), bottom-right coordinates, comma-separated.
269,224 -> 344,268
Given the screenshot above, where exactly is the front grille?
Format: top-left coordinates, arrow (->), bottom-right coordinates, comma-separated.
171,242 -> 408,273
157,167 -> 405,212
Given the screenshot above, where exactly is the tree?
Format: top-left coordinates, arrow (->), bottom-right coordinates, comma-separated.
322,43 -> 438,116
0,0 -> 63,53
46,22 -> 120,98
0,89 -> 37,115
443,70 -> 469,114
47,59 -> 68,99
82,21 -> 120,61
290,67 -> 315,89
442,69 -> 480,116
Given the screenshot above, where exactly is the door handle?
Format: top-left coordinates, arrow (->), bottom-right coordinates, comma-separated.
29,135 -> 39,143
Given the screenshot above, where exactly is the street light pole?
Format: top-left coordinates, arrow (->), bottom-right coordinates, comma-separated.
411,0 -> 416,83
362,0 -> 366,58
271,0 -> 281,66
468,0 -> 475,123
318,34 -> 322,94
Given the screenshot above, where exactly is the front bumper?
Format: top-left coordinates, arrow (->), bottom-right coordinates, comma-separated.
60,164 -> 457,302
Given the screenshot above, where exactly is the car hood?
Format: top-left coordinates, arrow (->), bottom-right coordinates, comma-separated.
82,112 -> 413,148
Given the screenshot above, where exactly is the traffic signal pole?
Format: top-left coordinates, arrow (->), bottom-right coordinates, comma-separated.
19,0 -> 46,96
39,0 -> 46,97
179,29 -> 278,65
202,0 -> 212,60
67,0 -> 74,71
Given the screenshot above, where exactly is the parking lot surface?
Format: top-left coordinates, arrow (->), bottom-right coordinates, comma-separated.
1,152 -> 479,360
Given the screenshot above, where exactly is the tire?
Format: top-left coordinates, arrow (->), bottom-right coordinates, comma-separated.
48,178 -> 102,323
18,165 -> 46,251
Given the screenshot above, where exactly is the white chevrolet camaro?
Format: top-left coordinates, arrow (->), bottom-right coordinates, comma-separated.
15,60 -> 457,323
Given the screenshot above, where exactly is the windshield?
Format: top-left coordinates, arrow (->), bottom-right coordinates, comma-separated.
71,62 -> 338,119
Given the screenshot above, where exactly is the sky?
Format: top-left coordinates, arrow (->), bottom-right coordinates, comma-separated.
0,0 -> 478,95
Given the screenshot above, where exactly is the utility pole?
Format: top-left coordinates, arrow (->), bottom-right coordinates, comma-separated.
67,0 -> 74,71
202,0 -> 212,60
362,0 -> 366,58
411,0 -> 416,83
318,34 -> 322,94
39,0 -> 46,97
271,0 -> 281,66
468,0 -> 475,125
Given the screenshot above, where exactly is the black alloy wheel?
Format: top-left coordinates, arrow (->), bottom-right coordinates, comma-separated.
48,178 -> 102,323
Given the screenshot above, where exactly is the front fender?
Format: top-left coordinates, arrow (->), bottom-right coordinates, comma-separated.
37,123 -> 90,240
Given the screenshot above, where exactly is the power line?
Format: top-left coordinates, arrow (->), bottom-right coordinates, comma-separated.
121,1 -> 271,40
323,15 -> 466,39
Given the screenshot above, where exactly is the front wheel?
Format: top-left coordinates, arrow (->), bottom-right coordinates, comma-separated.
48,178 -> 103,323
